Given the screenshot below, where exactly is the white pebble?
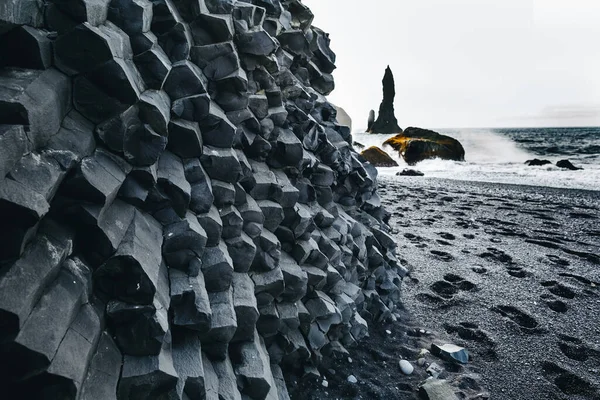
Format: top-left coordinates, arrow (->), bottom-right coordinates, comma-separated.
417,358 -> 426,367
348,357 -> 353,363
321,380 -> 328,388
385,329 -> 391,335
399,360 -> 414,375
418,348 -> 430,357
347,375 -> 358,384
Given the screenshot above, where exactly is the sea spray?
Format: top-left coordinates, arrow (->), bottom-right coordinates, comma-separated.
352,127 -> 600,191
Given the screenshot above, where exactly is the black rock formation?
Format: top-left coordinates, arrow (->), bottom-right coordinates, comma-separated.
384,127 -> 465,165
525,159 -> 552,166
0,1 -> 401,399
556,159 -> 583,170
368,66 -> 402,134
397,169 -> 424,176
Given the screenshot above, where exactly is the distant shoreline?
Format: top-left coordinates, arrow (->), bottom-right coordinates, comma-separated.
380,175 -> 600,196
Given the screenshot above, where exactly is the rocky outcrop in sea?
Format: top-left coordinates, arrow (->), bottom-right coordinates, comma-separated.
0,1 -> 401,398
385,127 -> 465,165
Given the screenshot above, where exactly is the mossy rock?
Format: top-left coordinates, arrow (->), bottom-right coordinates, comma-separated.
360,146 -> 398,167
383,127 -> 465,165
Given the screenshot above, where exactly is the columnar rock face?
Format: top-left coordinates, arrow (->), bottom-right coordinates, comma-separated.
0,1 -> 402,398
368,66 -> 402,134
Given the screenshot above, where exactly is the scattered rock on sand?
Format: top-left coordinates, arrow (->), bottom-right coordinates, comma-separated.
397,168 -> 424,176
360,146 -> 399,167
384,127 -> 465,165
556,159 -> 583,170
347,374 -> 358,383
427,362 -> 444,378
432,343 -> 469,364
399,359 -> 414,375
525,159 -> 552,166
419,379 -> 459,400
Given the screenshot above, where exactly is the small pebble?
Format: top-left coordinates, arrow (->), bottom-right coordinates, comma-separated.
417,358 -> 427,367
399,360 -> 414,375
321,380 -> 328,388
386,329 -> 391,335
348,357 -> 353,363
347,375 -> 358,384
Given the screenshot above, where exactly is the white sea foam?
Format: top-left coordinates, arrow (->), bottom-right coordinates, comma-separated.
352,129 -> 600,191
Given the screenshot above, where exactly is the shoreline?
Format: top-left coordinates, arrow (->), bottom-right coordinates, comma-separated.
376,172 -> 600,195
380,175 -> 600,196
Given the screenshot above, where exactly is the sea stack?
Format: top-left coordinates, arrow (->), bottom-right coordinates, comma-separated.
368,66 -> 403,134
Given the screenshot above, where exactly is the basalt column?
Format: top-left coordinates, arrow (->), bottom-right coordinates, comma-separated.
0,1 -> 403,399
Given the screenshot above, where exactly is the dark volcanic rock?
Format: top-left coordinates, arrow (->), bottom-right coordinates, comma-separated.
397,168 -> 424,176
525,159 -> 552,166
0,1 -> 402,399
360,146 -> 398,167
368,66 -> 402,134
556,159 -> 583,170
384,127 -> 465,165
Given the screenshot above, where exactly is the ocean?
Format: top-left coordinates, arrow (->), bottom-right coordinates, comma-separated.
352,127 -> 600,191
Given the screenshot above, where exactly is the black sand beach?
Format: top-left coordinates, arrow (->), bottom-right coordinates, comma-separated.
385,177 -> 600,399
290,177 -> 600,399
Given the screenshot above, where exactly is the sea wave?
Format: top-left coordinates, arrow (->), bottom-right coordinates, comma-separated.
352,127 -> 600,191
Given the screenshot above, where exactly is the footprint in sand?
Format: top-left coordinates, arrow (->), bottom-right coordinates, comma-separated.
546,254 -> 570,266
437,232 -> 456,240
556,334 -> 600,362
430,281 -> 458,299
540,281 -> 577,299
559,272 -> 599,288
429,275 -> 478,300
443,274 -> 477,291
443,322 -> 497,360
540,361 -> 598,398
491,305 -> 540,334
479,247 -> 513,264
430,250 -> 454,262
506,266 -> 531,278
545,299 -> 568,313
414,292 -> 446,306
471,266 -> 488,274
404,233 -> 429,248
561,247 -> 600,265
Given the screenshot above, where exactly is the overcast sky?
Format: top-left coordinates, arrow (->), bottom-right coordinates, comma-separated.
302,0 -> 600,129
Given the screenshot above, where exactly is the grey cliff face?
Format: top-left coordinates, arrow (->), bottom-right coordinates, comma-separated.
0,1 -> 401,398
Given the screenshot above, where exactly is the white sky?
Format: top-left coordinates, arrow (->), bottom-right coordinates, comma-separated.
302,0 -> 600,129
